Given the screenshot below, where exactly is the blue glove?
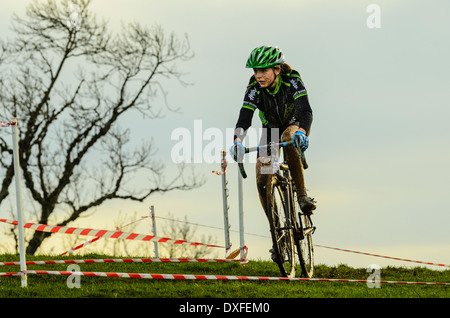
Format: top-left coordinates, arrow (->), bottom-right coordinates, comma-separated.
230,141 -> 245,162
292,131 -> 309,152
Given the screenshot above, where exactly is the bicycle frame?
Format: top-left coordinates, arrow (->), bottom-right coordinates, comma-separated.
238,140 -> 308,178
238,140 -> 293,179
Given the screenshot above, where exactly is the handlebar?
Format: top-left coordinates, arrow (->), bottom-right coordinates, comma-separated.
238,140 -> 308,179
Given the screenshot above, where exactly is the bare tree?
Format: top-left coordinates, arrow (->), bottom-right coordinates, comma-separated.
0,0 -> 203,254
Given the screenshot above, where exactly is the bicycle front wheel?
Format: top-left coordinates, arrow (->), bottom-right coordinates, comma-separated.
266,175 -> 296,278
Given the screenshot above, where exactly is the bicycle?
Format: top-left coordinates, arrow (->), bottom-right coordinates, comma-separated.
238,140 -> 315,278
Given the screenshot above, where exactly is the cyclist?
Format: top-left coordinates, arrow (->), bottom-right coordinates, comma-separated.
231,45 -> 316,217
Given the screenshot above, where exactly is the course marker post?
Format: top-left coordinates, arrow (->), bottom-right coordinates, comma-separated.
237,163 -> 245,263
219,150 -> 232,255
10,119 -> 27,287
212,150 -> 233,258
150,205 -> 159,258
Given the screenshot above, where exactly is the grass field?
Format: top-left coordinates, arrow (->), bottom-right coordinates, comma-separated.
1,253 -> 449,302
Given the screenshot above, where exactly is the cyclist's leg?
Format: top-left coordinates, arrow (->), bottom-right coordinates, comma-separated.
256,157 -> 271,216
281,125 -> 316,212
255,128 -> 280,261
255,127 -> 276,217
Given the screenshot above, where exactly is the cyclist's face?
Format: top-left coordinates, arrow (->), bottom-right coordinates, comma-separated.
253,67 -> 281,88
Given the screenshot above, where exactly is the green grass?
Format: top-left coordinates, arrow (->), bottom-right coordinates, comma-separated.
1,253 -> 450,299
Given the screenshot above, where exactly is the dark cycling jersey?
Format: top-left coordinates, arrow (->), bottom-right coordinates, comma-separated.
234,69 -> 313,141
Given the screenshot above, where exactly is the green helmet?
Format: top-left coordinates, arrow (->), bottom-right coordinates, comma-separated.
246,46 -> 285,69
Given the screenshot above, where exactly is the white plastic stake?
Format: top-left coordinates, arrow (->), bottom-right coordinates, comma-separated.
237,167 -> 245,261
220,150 -> 231,255
150,205 -> 158,258
222,171 -> 231,253
11,119 -> 27,287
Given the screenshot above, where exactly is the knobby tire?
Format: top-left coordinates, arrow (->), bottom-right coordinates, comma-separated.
292,188 -> 315,278
266,175 -> 296,278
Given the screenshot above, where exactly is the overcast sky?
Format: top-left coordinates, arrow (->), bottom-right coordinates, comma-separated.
1,0 -> 450,269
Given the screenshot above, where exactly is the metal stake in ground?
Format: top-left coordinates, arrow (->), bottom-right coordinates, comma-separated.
10,119 -> 27,287
150,205 -> 159,258
219,150 -> 232,255
238,162 -> 245,262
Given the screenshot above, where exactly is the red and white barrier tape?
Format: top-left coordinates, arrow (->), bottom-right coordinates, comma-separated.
1,269 -> 448,285
61,216 -> 151,255
61,236 -> 102,255
0,218 -> 224,249
0,120 -> 17,127
0,272 -> 21,277
314,244 -> 450,268
156,215 -> 267,239
0,257 -> 240,266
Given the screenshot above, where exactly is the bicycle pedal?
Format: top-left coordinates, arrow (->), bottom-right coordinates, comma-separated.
303,227 -> 315,236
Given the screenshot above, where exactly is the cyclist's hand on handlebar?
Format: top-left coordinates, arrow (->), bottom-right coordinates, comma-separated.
230,141 -> 245,162
292,130 -> 309,152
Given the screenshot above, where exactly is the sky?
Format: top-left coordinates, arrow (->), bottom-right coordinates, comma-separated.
1,0 -> 450,271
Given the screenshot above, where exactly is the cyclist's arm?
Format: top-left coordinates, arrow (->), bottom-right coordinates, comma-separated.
234,107 -> 254,142
234,82 -> 259,142
292,76 -> 313,135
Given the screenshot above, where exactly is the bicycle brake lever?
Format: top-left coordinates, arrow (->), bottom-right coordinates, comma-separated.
238,163 -> 247,179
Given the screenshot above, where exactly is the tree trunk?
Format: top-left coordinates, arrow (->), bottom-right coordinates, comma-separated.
26,231 -> 51,255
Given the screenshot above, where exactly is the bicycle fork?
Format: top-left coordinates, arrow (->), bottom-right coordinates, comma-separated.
277,179 -> 300,239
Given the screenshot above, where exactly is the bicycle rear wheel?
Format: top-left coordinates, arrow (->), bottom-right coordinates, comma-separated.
266,175 -> 296,278
293,190 -> 315,278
